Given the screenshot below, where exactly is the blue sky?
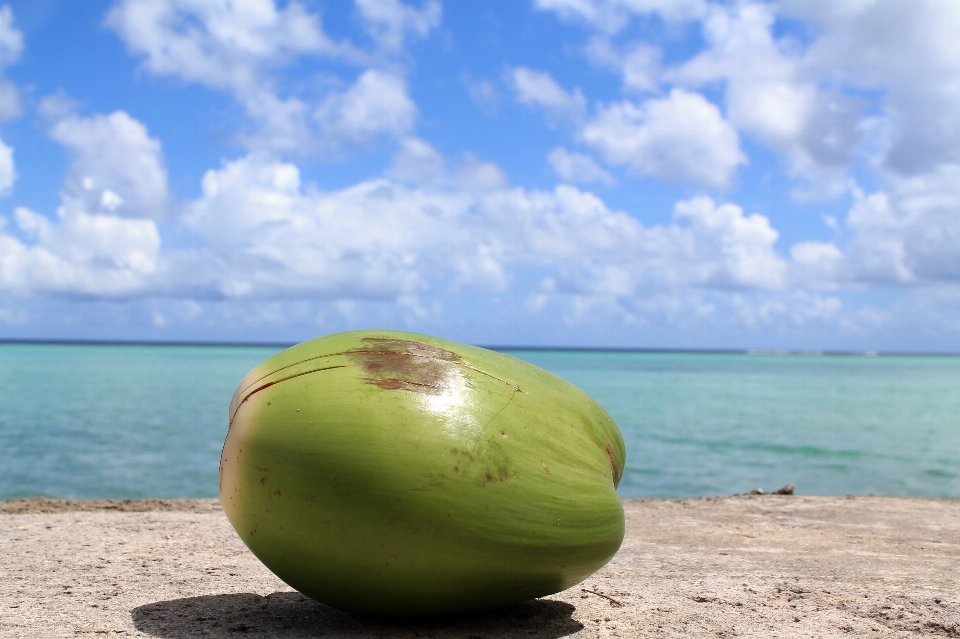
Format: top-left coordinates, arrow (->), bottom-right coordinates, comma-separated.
1,0 -> 959,350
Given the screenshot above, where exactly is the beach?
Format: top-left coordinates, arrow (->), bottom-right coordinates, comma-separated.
3,495 -> 958,638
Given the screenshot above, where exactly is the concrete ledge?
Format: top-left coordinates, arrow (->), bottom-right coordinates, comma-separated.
3,496 -> 958,638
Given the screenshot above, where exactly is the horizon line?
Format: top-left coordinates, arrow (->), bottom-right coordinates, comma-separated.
1,337 -> 958,357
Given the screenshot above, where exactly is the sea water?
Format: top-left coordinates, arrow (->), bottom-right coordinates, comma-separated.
1,343 -> 958,500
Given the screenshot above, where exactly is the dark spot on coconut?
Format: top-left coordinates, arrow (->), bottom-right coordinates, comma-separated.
346,338 -> 461,395
260,476 -> 267,484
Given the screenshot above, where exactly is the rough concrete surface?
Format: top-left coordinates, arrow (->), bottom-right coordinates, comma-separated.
2,495 -> 958,638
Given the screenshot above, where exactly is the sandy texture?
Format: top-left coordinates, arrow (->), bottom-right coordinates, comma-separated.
2,495 -> 958,638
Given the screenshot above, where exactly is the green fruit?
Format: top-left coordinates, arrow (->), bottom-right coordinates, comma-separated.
220,330 -> 625,618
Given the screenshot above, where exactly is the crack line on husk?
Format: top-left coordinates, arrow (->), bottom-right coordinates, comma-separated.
482,388 -> 519,432
236,348 -> 524,400
229,365 -> 347,427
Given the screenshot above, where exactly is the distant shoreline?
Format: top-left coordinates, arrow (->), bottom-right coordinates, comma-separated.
1,338 -> 958,357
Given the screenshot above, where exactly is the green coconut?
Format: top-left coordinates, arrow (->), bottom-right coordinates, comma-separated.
220,330 -> 625,618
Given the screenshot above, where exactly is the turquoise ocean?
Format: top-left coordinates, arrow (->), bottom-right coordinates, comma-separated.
1,342 -> 958,500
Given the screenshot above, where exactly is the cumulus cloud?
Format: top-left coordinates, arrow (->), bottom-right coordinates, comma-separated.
507,67 -> 747,189
182,150 -> 788,302
789,241 -> 843,288
315,70 -> 417,145
0,107 -> 168,298
509,67 -> 586,123
0,5 -> 20,66
0,5 -> 22,193
533,0 -> 706,32
5,112 -> 930,341
0,134 -> 12,193
799,0 -> 960,176
659,3 -> 856,198
1,134 -> 799,307
843,167 -> 960,286
671,196 -> 784,289
389,137 -> 509,191
105,0 -> 354,95
529,0 -> 960,304
669,3 -> 813,143
580,89 -> 746,188
0,202 -> 160,297
48,109 -> 169,219
0,4 -> 21,121
355,0 -> 441,52
780,166 -> 960,291
547,147 -> 614,185
585,37 -> 661,93
105,0 -> 426,154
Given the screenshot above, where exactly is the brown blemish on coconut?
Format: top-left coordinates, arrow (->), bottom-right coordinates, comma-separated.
345,338 -> 462,395
229,336 -> 525,430
346,337 -> 524,395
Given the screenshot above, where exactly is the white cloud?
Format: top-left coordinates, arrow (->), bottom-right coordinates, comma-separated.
172,149 -> 786,302
547,147 -> 614,185
581,88 -> 746,188
664,3 -> 856,198
0,81 -> 20,120
585,36 -> 660,93
0,135 -> 12,193
315,70 -> 417,145
789,241 -> 843,287
105,0 -> 353,95
389,137 -> 509,191
509,67 -> 586,123
105,0 -> 436,155
0,5 -> 22,192
790,0 -> 960,176
355,0 -> 441,52
0,5 -> 22,68
48,109 -> 169,219
843,166 -> 960,286
0,5 -> 21,121
647,0 -> 960,199
0,201 -> 160,297
184,153 -> 475,299
1,129 -> 798,305
671,195 -> 784,289
0,107 -> 169,298
533,0 -> 706,32
105,0 -> 376,153
769,163 -> 960,291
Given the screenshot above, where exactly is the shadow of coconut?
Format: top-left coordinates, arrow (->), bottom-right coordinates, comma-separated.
131,591 -> 584,639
